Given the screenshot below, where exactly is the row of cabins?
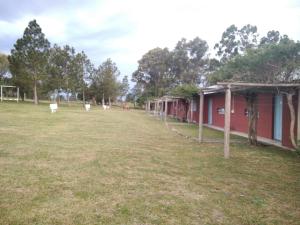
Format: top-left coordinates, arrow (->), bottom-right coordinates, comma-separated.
146,83 -> 300,155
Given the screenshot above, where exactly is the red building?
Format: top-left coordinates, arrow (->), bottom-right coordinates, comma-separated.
148,83 -> 300,150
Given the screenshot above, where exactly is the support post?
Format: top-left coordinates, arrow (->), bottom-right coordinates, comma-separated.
0,85 -> 2,102
165,98 -> 168,122
176,99 -> 178,119
297,89 -> 300,141
190,99 -> 193,122
160,101 -> 163,120
224,86 -> 231,159
199,91 -> 204,142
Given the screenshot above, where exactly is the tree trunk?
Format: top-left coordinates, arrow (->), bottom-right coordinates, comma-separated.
102,93 -> 105,106
56,90 -> 60,105
82,89 -> 85,107
245,93 -> 258,145
109,97 -> 111,106
286,92 -> 297,148
33,80 -> 38,105
66,90 -> 70,106
92,96 -> 96,106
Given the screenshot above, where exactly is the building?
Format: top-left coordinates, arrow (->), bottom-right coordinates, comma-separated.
146,83 -> 300,156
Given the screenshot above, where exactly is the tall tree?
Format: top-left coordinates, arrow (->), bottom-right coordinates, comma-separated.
132,47 -> 172,97
9,19 -> 50,104
72,51 -> 93,105
214,24 -> 258,63
171,37 -> 208,85
0,53 -> 9,82
48,44 -> 76,103
88,58 -> 120,104
119,75 -> 130,100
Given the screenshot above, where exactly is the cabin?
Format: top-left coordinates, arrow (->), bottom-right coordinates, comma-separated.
146,82 -> 300,155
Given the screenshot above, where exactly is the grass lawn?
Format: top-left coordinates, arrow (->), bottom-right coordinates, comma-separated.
0,102 -> 299,225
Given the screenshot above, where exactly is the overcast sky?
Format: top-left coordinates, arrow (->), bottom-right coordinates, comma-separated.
0,0 -> 299,80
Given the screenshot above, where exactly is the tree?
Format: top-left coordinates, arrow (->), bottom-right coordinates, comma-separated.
119,75 -> 129,100
72,51 -> 93,105
132,47 -> 172,98
89,58 -> 120,105
9,19 -> 50,104
259,30 -> 281,46
0,53 -> 9,81
214,24 -> 258,63
171,37 -> 209,85
47,44 -> 76,104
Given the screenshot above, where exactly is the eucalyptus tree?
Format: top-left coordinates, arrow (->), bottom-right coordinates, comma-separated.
9,19 -> 50,104
214,24 -> 258,63
132,47 -> 172,97
171,37 -> 209,85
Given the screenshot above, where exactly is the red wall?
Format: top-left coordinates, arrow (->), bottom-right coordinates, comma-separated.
175,99 -> 189,121
202,92 -> 298,148
256,94 -> 273,139
168,91 -> 299,149
186,96 -> 200,123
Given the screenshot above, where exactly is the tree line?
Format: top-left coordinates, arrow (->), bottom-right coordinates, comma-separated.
0,20 -> 129,105
130,24 -> 300,106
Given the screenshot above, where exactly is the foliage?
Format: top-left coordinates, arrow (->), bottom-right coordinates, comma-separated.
88,58 -> 120,103
119,75 -> 130,100
171,37 -> 209,85
132,37 -> 209,102
9,19 -> 50,104
209,39 -> 300,84
170,84 -> 199,100
132,47 -> 172,97
47,44 -> 77,100
214,24 -> 258,63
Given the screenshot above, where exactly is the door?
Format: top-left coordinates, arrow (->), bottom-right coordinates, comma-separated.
273,95 -> 283,141
208,98 -> 212,125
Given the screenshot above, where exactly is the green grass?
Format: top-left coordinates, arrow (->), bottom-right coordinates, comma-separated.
0,102 -> 299,225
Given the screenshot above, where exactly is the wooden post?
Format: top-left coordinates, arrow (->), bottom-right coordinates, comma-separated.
224,86 -> 231,159
191,99 -> 193,122
297,89 -> 300,141
199,91 -> 204,142
160,100 -> 163,120
165,98 -> 168,122
176,99 -> 178,119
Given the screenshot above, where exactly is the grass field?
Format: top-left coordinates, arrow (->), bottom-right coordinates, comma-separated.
0,102 -> 299,225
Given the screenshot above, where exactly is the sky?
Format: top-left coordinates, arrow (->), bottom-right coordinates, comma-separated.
0,0 -> 300,81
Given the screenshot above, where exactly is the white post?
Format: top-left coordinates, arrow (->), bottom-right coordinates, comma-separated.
17,87 -> 19,103
224,86 -> 231,159
199,91 -> 204,142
